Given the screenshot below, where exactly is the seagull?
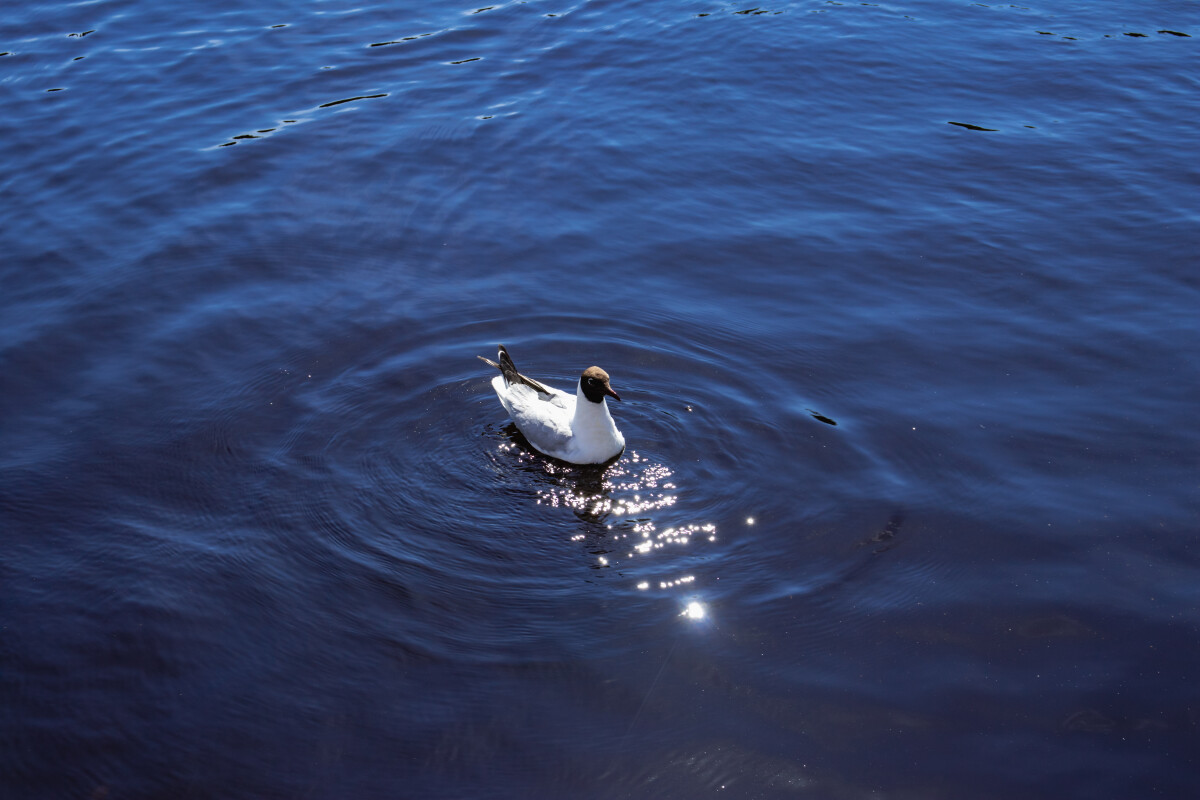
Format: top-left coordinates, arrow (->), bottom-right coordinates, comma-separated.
478,345 -> 625,464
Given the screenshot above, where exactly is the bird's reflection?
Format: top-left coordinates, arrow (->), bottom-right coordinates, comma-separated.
496,422 -> 673,517
491,422 -> 714,589
497,422 -> 621,526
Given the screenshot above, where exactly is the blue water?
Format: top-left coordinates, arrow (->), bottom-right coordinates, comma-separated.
3,1 -> 1198,797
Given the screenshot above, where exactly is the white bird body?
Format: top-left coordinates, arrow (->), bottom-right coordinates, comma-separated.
479,346 -> 625,465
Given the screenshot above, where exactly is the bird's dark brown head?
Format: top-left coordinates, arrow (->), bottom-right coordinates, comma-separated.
580,366 -> 620,404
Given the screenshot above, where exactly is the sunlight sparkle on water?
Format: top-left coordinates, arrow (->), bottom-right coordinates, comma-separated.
509,450 -> 723,600
527,451 -> 677,516
684,601 -> 706,620
660,575 -> 695,589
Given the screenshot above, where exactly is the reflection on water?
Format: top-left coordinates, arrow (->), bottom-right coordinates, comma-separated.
490,428 -> 720,596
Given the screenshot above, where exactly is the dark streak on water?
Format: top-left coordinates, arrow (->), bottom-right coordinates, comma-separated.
3,0 -> 1199,798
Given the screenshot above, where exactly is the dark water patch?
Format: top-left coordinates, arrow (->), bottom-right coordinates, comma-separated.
948,120 -> 998,131
317,92 -> 387,108
215,117 -> 301,147
369,32 -> 435,47
859,512 -> 903,554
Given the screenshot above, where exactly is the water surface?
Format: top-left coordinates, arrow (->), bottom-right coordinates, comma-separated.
3,1 -> 1198,797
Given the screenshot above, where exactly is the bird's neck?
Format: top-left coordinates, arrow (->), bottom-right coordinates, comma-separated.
572,380 -> 616,434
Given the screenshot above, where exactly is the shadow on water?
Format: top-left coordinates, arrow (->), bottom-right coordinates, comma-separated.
494,420 -> 621,525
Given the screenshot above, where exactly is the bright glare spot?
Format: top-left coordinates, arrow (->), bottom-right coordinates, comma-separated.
684,601 -> 706,620
636,581 -> 649,590
746,517 -> 755,525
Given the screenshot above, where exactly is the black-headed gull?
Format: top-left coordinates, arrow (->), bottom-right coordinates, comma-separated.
478,345 -> 625,465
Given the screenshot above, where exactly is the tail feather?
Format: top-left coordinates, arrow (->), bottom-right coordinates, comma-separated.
477,345 -> 551,395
